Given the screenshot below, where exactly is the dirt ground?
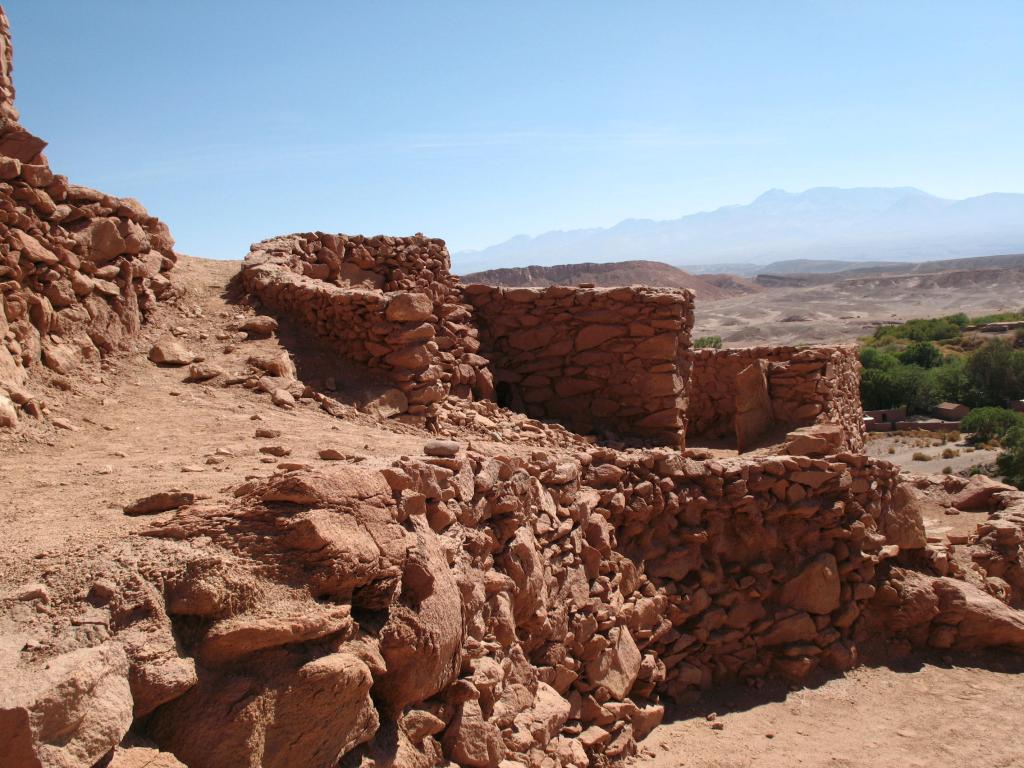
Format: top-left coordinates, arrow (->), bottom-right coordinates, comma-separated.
864,432 -> 999,477
635,653 -> 1024,768
3,255 -> 1024,768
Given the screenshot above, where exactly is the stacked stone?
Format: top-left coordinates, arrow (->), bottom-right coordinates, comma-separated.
0,6 -> 176,427
687,345 -> 865,450
594,448 -> 899,696
462,284 -> 695,446
242,233 -> 494,421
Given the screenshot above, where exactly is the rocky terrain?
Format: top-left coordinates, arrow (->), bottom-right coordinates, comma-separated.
2,6 -> 1024,768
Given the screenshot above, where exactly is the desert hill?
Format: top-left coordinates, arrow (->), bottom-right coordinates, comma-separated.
461,259 -> 762,299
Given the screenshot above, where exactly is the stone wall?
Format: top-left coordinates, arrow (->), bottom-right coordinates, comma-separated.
0,6 -> 177,427
241,234 -> 494,421
462,284 -> 695,446
687,345 -> 865,451
98,441 -> 902,768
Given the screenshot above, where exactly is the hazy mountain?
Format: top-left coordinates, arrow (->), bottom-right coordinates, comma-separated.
451,187 -> 1024,274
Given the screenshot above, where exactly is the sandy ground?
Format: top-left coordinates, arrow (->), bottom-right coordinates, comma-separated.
635,654 -> 1024,768
694,267 -> 1024,346
864,433 -> 999,477
3,256 -> 1024,767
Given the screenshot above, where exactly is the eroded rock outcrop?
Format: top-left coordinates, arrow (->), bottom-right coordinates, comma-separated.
0,6 -> 177,428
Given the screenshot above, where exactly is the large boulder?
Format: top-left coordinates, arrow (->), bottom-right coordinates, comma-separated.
883,484 -> 931,550
0,642 -> 133,768
147,651 -> 378,768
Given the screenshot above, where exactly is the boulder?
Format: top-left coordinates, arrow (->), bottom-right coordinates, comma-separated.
0,642 -> 133,768
779,554 -> 841,614
147,652 -> 378,768
386,292 -> 433,322
362,388 -> 408,419
585,626 -> 641,701
241,315 -> 278,337
149,340 -> 193,366
951,475 -> 1013,511
0,392 -> 17,428
248,351 -> 296,380
883,484 -> 931,550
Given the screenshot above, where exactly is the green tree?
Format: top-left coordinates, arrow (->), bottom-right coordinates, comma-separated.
961,406 -> 1024,442
898,341 -> 942,369
964,340 -> 1024,406
997,425 -> 1024,488
860,347 -> 899,370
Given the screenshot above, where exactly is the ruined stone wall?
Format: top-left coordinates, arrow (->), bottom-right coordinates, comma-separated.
462,284 -> 695,446
0,6 -> 176,427
241,234 -> 493,421
687,345 -> 865,451
104,442 -> 900,768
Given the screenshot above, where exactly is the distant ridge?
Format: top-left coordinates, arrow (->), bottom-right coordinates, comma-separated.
460,259 -> 761,300
453,187 -> 1024,273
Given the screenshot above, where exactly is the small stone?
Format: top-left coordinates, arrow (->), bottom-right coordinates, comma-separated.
52,417 -> 77,431
319,448 -> 345,460
241,315 -> 278,337
185,363 -> 224,382
423,440 -> 460,458
255,428 -> 281,438
124,491 -> 195,516
272,389 -> 296,409
149,339 -> 193,366
259,445 -> 291,457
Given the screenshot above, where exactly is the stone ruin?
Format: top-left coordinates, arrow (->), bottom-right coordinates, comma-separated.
242,239 -> 863,455
0,8 -> 177,428
3,5 -> 1024,767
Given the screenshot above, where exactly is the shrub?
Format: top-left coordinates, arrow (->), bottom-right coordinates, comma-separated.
898,341 -> 942,369
941,447 -> 959,459
961,407 -> 1024,442
695,336 -> 722,349
997,425 -> 1024,488
912,452 -> 931,461
942,466 -> 953,474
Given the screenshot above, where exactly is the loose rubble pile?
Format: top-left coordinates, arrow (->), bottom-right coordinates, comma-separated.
463,285 -> 693,445
0,8 -> 176,427
688,346 -> 865,451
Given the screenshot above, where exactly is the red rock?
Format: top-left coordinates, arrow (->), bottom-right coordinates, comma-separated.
779,554 -> 841,614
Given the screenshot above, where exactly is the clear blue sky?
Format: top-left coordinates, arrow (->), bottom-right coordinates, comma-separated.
6,1 -> 1023,260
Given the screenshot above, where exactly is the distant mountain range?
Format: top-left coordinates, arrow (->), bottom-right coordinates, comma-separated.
451,187 -> 1024,274
461,260 -> 762,300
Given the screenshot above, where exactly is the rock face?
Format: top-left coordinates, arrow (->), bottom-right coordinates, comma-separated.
0,5 -> 176,423
463,284 -> 694,445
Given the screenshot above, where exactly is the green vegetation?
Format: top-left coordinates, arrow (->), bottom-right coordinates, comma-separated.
860,325 -> 1024,413
694,335 -> 723,349
997,426 -> 1024,488
960,407 -> 1024,443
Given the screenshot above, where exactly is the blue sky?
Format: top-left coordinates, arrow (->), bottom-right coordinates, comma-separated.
6,1 -> 1023,260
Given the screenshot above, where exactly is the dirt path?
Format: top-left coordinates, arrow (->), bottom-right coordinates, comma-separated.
636,655 -> 1024,768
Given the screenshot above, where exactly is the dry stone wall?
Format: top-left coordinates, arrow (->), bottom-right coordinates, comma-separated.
31,442 -> 906,768
688,345 -> 865,451
242,234 -> 494,421
463,284 -> 695,446
0,6 -> 177,427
